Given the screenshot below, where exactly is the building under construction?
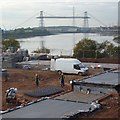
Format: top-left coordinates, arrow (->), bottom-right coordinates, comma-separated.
2,49 -> 29,68
55,71 -> 119,104
1,70 -> 119,119
73,71 -> 119,94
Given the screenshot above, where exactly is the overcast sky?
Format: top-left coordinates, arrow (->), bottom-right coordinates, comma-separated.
1,0 -> 119,30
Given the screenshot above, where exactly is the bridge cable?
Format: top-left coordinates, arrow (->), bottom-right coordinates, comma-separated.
88,12 -> 108,27
12,12 -> 39,30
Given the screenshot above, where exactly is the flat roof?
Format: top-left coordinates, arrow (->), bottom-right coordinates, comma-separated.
17,60 -> 50,65
80,72 -> 119,86
2,99 -> 96,118
55,91 -> 105,103
25,86 -> 64,98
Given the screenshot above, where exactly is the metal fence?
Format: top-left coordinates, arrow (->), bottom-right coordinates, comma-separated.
75,50 -> 119,58
49,49 -> 119,59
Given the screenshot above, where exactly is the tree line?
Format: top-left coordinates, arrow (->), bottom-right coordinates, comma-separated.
73,38 -> 119,59
2,38 -> 119,59
2,28 -> 51,39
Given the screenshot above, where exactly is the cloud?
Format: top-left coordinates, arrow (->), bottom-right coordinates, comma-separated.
1,0 -> 118,30
118,1 -> 120,26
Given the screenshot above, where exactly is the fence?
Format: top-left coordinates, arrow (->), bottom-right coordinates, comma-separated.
49,49 -> 119,59
75,50 -> 119,59
49,49 -> 73,57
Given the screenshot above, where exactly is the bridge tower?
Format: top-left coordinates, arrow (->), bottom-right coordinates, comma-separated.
83,11 -> 89,38
39,11 -> 45,53
83,11 -> 89,29
39,11 -> 44,30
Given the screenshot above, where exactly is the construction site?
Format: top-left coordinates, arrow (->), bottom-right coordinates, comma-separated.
0,63 -> 119,119
1,3 -> 120,119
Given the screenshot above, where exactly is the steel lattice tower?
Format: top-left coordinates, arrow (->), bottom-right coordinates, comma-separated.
83,11 -> 89,38
37,11 -> 90,30
39,11 -> 44,30
39,11 -> 45,53
83,11 -> 89,29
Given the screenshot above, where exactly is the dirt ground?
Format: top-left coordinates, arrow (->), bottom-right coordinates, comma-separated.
1,68 -> 120,119
77,92 -> 119,119
1,68 -> 89,111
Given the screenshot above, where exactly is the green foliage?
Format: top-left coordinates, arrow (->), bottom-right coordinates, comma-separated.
74,38 -> 97,50
113,36 -> 120,43
2,38 -> 20,51
2,28 -> 51,39
73,38 -> 119,58
73,39 -> 97,58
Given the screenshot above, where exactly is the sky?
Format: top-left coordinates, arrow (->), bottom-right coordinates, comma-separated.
1,0 -> 119,30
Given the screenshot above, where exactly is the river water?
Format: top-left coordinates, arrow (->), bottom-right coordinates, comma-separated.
17,33 -> 117,56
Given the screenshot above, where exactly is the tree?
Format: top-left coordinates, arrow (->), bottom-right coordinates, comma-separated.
113,36 -> 120,44
112,46 -> 120,58
98,41 -> 117,58
2,38 -> 20,52
73,39 -> 119,59
73,38 -> 97,58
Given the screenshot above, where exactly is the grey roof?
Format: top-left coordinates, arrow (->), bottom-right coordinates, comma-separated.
25,86 -> 64,98
17,60 -> 50,66
81,72 -> 119,86
2,99 -> 96,118
55,91 -> 105,103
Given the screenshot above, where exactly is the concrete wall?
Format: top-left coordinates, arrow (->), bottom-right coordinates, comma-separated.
2,53 -> 23,68
74,84 -> 116,94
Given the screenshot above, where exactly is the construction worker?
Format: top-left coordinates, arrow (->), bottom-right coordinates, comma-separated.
35,74 -> 40,87
59,73 -> 65,88
70,80 -> 74,91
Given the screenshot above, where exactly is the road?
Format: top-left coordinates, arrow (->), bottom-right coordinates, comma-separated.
83,62 -> 119,69
17,60 -> 119,69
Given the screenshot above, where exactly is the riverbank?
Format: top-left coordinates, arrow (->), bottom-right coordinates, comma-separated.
2,26 -> 118,40
2,29 -> 53,39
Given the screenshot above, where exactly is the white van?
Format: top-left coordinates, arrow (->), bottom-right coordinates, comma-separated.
50,58 -> 88,75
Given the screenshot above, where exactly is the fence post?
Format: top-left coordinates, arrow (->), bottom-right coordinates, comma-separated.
109,50 -> 111,58
95,50 -> 97,58
83,50 -> 84,58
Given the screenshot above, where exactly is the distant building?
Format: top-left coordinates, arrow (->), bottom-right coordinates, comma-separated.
45,26 -> 78,33
2,49 -> 29,68
46,27 -> 62,33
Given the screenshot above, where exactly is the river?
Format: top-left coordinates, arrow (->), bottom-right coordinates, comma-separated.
17,33 -> 117,56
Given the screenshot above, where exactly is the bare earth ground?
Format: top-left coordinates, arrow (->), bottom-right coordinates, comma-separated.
1,68 -> 120,119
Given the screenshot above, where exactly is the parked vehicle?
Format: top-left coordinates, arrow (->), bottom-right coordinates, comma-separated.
22,65 -> 31,70
50,58 -> 88,75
